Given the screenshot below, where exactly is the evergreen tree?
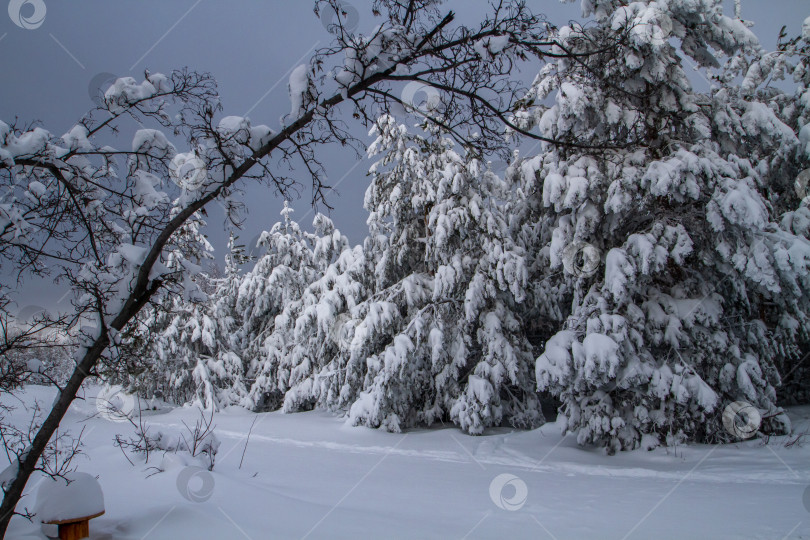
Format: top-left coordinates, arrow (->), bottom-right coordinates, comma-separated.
276,116 -> 541,434
242,203 -> 351,410
117,210 -> 218,407
511,0 -> 809,451
205,232 -> 251,406
118,218 -> 255,409
237,202 -> 315,380
739,16 -> 810,403
353,116 -> 540,433
273,243 -> 371,413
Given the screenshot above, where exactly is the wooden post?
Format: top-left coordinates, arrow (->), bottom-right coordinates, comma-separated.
57,519 -> 88,540
46,510 -> 104,540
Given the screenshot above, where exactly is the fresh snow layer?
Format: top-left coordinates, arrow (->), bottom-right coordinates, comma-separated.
33,472 -> 105,523
3,384 -> 810,539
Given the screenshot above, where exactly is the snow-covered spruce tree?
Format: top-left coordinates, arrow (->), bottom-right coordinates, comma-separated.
262,242 -> 371,413
504,147 -> 572,355
357,116 -> 541,433
118,225 -> 254,410
115,211 -> 225,408
277,115 -> 540,433
157,298 -> 219,409
206,232 -> 252,406
738,17 -> 810,404
236,202 -> 315,386
124,295 -> 230,409
109,206 -> 208,400
510,0 -> 810,451
239,203 -> 350,410
165,229 -> 253,409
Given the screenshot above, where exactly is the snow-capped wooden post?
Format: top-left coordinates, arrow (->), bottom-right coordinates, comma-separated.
34,472 -> 105,540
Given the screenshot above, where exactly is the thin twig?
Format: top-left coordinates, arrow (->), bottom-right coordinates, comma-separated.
239,416 -> 258,470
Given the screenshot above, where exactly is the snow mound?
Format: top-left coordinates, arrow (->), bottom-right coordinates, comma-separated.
34,472 -> 104,523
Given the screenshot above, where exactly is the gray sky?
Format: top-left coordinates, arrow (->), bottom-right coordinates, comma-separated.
0,0 -> 806,314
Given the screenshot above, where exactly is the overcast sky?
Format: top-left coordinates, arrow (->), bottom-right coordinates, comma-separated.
0,0 -> 806,315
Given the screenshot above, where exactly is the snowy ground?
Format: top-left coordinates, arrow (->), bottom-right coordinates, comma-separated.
3,384 -> 810,539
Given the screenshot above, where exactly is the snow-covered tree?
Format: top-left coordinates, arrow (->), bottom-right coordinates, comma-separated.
511,0 -> 810,451
738,16 -> 810,403
272,116 -> 540,434
205,232 -> 252,406
267,242 -> 371,413
239,203 -> 350,410
236,202 -> 316,378
354,117 -> 541,433
120,228 -> 252,410
115,210 -> 223,408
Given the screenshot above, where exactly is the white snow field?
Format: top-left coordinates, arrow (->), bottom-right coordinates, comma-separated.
4,384 -> 809,539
